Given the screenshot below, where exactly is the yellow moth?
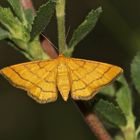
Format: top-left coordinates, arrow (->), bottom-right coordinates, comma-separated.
0,54 -> 123,103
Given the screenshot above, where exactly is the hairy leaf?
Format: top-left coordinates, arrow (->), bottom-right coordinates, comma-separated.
0,28 -> 10,40
95,99 -> 126,126
131,52 -> 140,95
68,7 -> 102,49
116,75 -> 133,116
100,84 -> 115,97
7,0 -> 27,25
24,9 -> 34,30
30,0 -> 55,40
0,7 -> 29,42
0,7 -> 18,31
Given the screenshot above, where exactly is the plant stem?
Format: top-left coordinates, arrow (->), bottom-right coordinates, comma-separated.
75,101 -> 113,140
121,115 -> 136,140
85,113 -> 113,140
56,0 -> 67,54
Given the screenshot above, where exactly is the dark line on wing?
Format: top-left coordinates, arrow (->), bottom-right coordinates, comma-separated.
10,67 -> 55,93
73,66 -> 112,92
71,61 -> 86,71
37,60 -> 56,69
72,63 -> 100,82
37,61 -> 48,69
23,64 -> 55,83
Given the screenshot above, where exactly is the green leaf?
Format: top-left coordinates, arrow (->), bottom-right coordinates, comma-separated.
0,7 -> 29,41
24,9 -> 34,30
131,52 -> 140,95
116,77 -> 135,140
95,99 -> 126,127
68,7 -> 102,49
30,0 -> 55,40
114,135 -> 125,140
136,125 -> 140,140
7,0 -> 27,26
0,28 -> 10,40
0,7 -> 18,31
116,75 -> 133,116
100,84 -> 115,97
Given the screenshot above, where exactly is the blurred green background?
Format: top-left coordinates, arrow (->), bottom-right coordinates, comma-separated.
0,0 -> 140,140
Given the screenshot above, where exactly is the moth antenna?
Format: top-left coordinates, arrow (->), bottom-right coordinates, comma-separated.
66,26 -> 71,40
63,26 -> 71,49
41,33 -> 59,52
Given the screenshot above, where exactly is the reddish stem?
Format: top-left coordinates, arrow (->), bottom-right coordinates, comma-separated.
85,113 -> 112,140
21,0 -> 34,10
75,101 -> 113,140
41,37 -> 58,58
20,0 -> 113,140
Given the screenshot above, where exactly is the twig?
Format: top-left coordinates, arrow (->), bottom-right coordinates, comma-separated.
20,0 -> 112,140
75,101 -> 112,140
40,36 -> 58,58
85,113 -> 112,140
